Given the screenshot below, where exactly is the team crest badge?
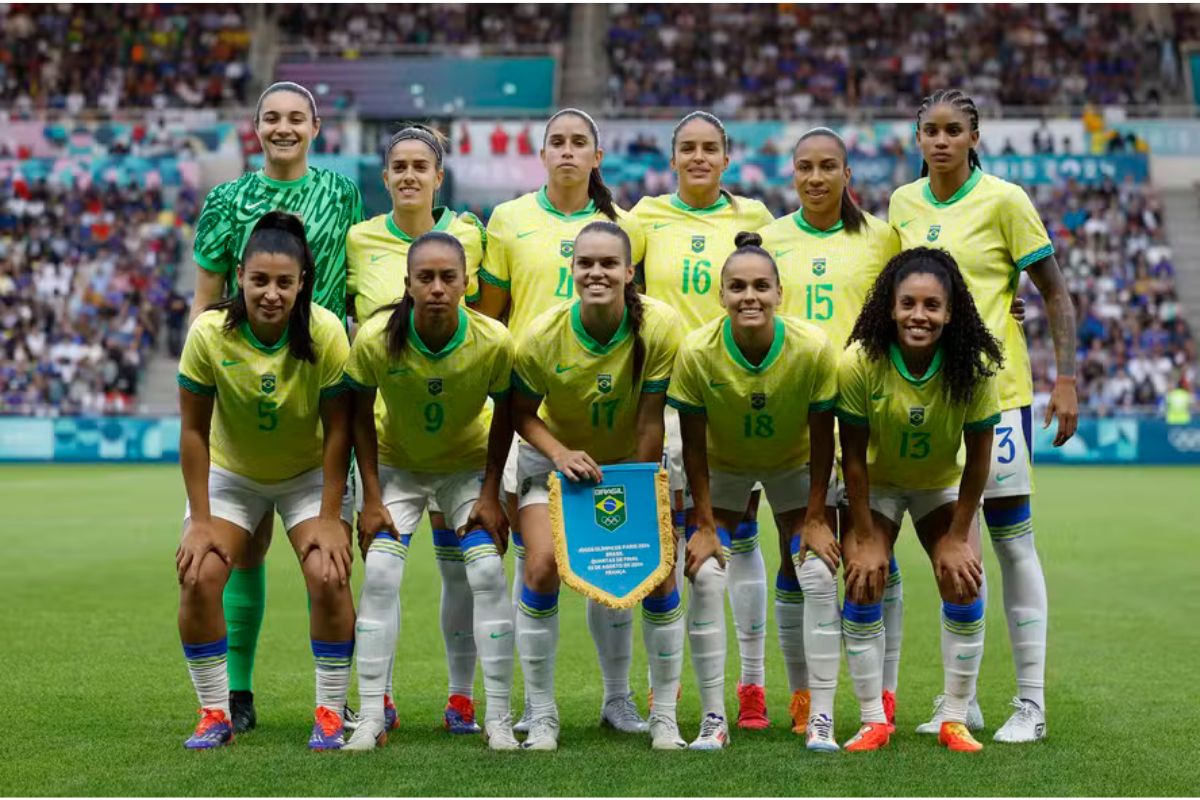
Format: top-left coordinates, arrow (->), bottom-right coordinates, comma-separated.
260,373 -> 276,394
427,378 -> 443,396
909,406 -> 926,427
751,393 -> 767,410
593,486 -> 628,532
597,373 -> 613,394
560,240 -> 574,258
691,235 -> 706,253
812,258 -> 827,276
927,225 -> 941,242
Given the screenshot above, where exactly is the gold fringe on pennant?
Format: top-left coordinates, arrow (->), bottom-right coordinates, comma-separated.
549,466 -> 675,610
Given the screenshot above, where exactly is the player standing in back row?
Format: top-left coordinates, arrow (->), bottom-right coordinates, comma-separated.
889,88 -> 1078,742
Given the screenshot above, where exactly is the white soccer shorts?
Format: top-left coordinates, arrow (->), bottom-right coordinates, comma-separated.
375,465 -> 485,534
868,485 -> 962,527
983,406 -> 1034,499
708,464 -> 840,515
184,465 -> 353,534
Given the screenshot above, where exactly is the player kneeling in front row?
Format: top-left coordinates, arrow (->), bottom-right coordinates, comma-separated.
175,212 -> 356,750
836,247 -> 1002,753
342,232 -> 519,751
668,233 -> 839,750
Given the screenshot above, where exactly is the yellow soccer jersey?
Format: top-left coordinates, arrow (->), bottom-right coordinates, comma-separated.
479,188 -> 646,339
177,305 -> 350,483
345,208 -> 486,323
888,169 -> 1053,410
759,209 -> 900,349
667,315 -> 837,473
634,193 -> 774,332
835,342 -> 1000,490
513,296 -> 682,463
344,306 -> 512,473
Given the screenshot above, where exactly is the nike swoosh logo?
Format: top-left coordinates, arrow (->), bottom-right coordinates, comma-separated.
658,648 -> 683,657
612,620 -> 632,629
489,631 -> 512,639
956,653 -> 979,661
899,219 -> 915,228
778,623 -> 804,629
387,367 -> 410,376
692,620 -> 715,627
516,230 -> 538,239
708,379 -> 728,388
773,249 -> 793,259
996,473 -> 1016,483
554,363 -> 576,374
370,254 -> 386,263
871,392 -> 888,401
846,647 -> 869,656
750,622 -> 766,632
818,620 -> 840,628
653,222 -> 672,230
1016,618 -> 1040,627
221,359 -> 240,367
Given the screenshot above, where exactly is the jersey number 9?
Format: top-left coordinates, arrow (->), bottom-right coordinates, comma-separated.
424,401 -> 444,433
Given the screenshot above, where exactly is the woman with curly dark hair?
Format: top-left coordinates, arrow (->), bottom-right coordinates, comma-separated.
834,247 -> 1002,754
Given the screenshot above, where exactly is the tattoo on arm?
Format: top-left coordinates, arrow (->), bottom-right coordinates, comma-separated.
1027,255 -> 1077,378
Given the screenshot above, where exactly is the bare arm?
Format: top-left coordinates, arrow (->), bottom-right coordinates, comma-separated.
188,269 -> 227,324
932,427 -> 992,602
801,408 -> 839,571
679,410 -> 725,577
178,388 -> 215,523
317,391 -> 352,522
472,281 -> 510,320
1026,254 -> 1079,446
350,386 -> 395,555
633,391 -> 667,464
838,421 -> 873,554
464,393 -> 515,551
951,428 -> 993,542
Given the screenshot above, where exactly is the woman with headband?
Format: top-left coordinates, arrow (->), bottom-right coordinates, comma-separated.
188,81 -> 364,735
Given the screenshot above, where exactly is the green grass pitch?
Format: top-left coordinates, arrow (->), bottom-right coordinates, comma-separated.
3,464 -> 1198,796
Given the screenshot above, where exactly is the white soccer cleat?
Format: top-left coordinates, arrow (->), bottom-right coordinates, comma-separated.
342,716 -> 387,751
519,715 -> 560,751
600,693 -> 649,734
805,713 -> 839,752
649,714 -> 688,750
993,698 -> 1046,743
513,704 -> 533,734
485,713 -> 521,751
688,713 -> 730,751
915,694 -> 985,734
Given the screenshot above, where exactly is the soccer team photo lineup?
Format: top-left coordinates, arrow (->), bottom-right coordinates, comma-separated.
4,2 -> 1200,796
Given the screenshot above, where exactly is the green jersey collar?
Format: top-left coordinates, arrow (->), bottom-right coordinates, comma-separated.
409,306 -> 468,360
385,207 -> 453,243
889,342 -> 943,386
669,192 -> 730,216
921,167 -> 983,208
240,320 -> 290,354
723,317 -> 785,374
256,168 -> 312,191
793,209 -> 844,238
570,301 -> 631,354
536,187 -> 596,221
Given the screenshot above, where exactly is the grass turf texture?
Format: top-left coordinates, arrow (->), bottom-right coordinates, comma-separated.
3,464 -> 1198,796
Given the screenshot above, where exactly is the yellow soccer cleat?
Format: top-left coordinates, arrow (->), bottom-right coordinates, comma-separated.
939,720 -> 983,752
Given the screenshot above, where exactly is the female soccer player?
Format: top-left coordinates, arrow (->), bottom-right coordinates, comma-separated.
510,221 -> 684,751
890,88 -> 1078,742
345,125 -> 488,735
837,247 -> 1002,753
341,232 -> 517,751
189,81 -> 364,733
476,108 -> 648,735
175,212 -> 354,750
758,126 -> 902,734
633,110 -> 775,730
667,233 -> 837,751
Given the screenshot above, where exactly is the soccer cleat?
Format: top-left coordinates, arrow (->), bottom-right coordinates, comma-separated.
484,713 -> 520,751
342,717 -> 388,751
993,698 -> 1046,743
444,694 -> 482,734
788,689 -> 811,734
513,703 -> 533,735
844,722 -> 891,752
600,692 -> 649,734
384,694 -> 400,732
915,694 -> 984,734
519,715 -> 560,751
308,705 -> 346,751
805,713 -> 839,752
184,708 -> 234,750
735,683 -> 769,730
229,690 -> 256,734
649,714 -> 688,750
689,713 -> 730,751
939,720 -> 983,752
882,690 -> 897,732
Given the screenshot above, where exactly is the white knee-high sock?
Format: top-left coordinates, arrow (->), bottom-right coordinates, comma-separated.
842,600 -> 886,723
796,549 -> 841,721
642,588 -> 685,723
587,599 -> 634,704
434,528 -> 476,699
516,585 -> 559,719
182,637 -> 230,714
727,520 -> 767,686
356,533 -> 410,721
313,638 -> 354,712
882,555 -> 903,694
986,503 -> 1046,709
941,598 -> 985,722
775,571 -> 808,692
461,531 -> 514,722
688,557 -> 728,719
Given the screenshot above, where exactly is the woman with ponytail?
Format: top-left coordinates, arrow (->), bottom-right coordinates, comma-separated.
175,212 -> 355,751
342,232 -> 518,752
667,232 -> 837,751
509,221 -> 685,751
890,88 -> 1077,743
475,108 -> 648,737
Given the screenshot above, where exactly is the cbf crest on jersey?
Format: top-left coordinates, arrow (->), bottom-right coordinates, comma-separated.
927,225 -> 941,242
427,378 -> 443,396
812,258 -> 827,276
909,406 -> 926,426
560,240 -> 574,258
691,234 -> 706,253
597,373 -> 613,394
260,373 -> 276,394
593,485 -> 627,531
751,392 -> 767,410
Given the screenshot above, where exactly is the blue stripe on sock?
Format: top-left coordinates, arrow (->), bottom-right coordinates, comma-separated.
519,585 -> 558,612
775,572 -> 801,592
182,637 -> 227,660
888,555 -> 900,575
843,600 -> 883,625
432,528 -> 460,549
511,531 -> 523,549
672,510 -> 686,528
642,587 -> 681,614
683,524 -> 699,541
461,529 -> 492,550
984,502 -> 1032,529
942,598 -> 984,623
733,520 -> 759,541
311,638 -> 355,660
374,531 -> 413,546
790,534 -> 802,556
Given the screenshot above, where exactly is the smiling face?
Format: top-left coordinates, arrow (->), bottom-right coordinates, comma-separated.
405,241 -> 465,321
541,113 -> 602,190
671,117 -> 730,199
720,252 -> 781,333
255,89 -> 318,169
384,138 -> 443,214
572,229 -> 633,310
916,102 -> 979,177
793,134 -> 850,220
892,270 -> 951,351
238,251 -> 304,329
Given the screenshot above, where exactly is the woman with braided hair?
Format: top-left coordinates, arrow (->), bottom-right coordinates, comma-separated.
836,247 -> 1002,753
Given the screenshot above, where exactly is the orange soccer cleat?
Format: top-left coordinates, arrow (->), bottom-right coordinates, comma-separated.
788,689 -> 811,734
844,722 -> 891,752
939,720 -> 984,752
